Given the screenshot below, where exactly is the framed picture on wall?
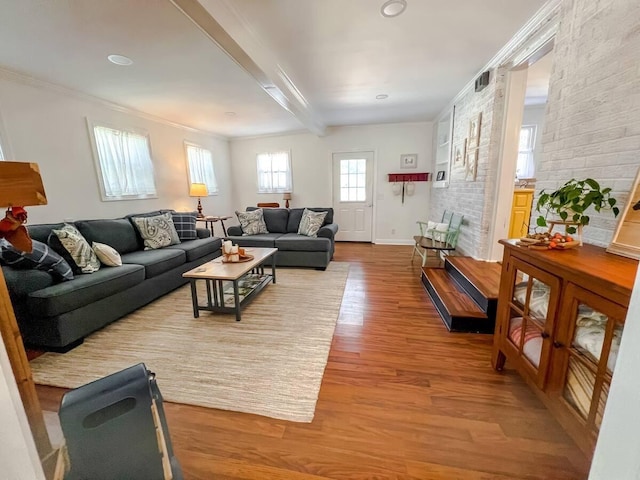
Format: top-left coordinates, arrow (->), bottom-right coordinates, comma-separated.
468,112 -> 482,148
454,139 -> 467,166
465,148 -> 479,181
400,153 -> 418,169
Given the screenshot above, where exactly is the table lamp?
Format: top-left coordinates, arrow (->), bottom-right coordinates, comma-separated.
0,161 -> 47,252
189,183 -> 207,218
283,192 -> 292,208
0,161 -> 55,474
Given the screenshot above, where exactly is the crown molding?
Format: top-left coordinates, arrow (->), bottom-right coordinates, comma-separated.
0,67 -> 229,141
436,0 -> 561,119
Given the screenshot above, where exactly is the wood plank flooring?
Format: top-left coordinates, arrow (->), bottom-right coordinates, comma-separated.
35,243 -> 590,479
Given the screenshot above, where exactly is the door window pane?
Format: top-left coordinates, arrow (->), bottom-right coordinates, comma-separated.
340,159 -> 366,202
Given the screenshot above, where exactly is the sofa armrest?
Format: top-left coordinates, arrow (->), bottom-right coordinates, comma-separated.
317,223 -> 338,241
227,225 -> 243,236
196,228 -> 211,239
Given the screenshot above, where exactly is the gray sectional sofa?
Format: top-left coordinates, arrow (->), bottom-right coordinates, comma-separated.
226,207 -> 338,269
2,210 -> 222,351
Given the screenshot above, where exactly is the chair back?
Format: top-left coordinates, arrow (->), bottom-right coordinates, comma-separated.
446,214 -> 464,248
257,202 -> 280,208
441,210 -> 453,225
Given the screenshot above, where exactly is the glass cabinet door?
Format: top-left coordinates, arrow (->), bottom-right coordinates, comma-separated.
501,258 -> 561,388
556,283 -> 627,435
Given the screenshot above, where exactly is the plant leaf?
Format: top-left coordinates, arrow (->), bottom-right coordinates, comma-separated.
613,206 -> 620,216
536,216 -> 548,227
585,178 -> 600,190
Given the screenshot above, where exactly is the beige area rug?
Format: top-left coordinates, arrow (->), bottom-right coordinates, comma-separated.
30,262 -> 349,422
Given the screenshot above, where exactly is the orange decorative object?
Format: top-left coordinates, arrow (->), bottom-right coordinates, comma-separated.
0,206 -> 32,253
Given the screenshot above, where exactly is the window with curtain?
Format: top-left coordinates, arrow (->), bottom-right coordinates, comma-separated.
91,124 -> 157,200
185,142 -> 218,194
256,151 -> 292,193
516,125 -> 537,179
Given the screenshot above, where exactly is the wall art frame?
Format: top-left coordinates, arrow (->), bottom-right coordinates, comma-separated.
400,153 -> 418,169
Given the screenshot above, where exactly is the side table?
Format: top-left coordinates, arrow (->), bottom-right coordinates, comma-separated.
197,215 -> 231,237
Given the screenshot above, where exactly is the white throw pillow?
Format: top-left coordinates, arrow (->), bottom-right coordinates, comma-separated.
92,242 -> 122,267
432,222 -> 450,242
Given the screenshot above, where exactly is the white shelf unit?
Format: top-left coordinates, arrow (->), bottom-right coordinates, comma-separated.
433,107 -> 454,188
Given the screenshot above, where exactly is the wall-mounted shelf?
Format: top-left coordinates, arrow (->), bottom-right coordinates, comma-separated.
387,172 -> 430,182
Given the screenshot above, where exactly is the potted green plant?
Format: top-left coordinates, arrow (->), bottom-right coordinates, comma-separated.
535,178 -> 620,234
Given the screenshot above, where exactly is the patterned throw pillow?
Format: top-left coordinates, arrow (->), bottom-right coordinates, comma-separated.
298,209 -> 328,237
132,212 -> 181,250
0,238 -> 73,281
171,212 -> 198,241
92,242 -> 122,267
236,209 -> 268,236
51,224 -> 101,274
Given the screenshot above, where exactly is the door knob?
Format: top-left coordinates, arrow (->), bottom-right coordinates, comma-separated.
540,331 -> 550,339
553,341 -> 564,348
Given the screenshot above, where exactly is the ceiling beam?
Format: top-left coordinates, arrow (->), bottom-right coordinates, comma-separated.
170,0 -> 326,136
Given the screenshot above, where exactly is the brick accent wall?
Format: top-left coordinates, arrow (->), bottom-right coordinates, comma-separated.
536,0 -> 640,247
433,0 -> 640,256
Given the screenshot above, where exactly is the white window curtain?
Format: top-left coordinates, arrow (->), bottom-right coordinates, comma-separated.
516,125 -> 537,179
186,144 -> 218,194
256,151 -> 292,193
93,125 -> 156,198
0,141 -> 4,160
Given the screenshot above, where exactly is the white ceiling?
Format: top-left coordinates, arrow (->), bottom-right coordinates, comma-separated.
0,0 -> 548,138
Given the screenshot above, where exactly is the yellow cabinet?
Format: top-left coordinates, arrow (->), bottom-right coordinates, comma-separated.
508,188 -> 534,238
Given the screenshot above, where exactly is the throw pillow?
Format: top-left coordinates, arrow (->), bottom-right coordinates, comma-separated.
0,238 -> 74,282
171,212 -> 198,241
92,242 -> 122,267
236,209 -> 268,236
298,209 -> 328,237
51,224 -> 101,274
132,212 -> 181,250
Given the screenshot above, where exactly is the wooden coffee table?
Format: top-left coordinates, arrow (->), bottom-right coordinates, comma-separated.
183,247 -> 277,321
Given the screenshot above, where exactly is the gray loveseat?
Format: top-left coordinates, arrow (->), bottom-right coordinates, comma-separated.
226,207 -> 338,269
2,210 -> 222,351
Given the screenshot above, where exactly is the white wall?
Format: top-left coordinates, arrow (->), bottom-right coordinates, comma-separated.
0,73 -> 232,224
229,122 -> 433,244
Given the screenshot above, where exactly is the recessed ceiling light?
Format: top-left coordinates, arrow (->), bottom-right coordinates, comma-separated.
107,54 -> 133,66
381,0 -> 407,18
225,112 -> 237,117
376,94 -> 389,100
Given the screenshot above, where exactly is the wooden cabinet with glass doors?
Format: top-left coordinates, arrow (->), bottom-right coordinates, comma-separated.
492,239 -> 638,458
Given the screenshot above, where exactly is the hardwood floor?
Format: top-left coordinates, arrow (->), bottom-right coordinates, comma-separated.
36,243 -> 590,479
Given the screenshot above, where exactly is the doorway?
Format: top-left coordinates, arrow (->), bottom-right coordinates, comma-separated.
488,44 -> 554,261
332,151 -> 374,242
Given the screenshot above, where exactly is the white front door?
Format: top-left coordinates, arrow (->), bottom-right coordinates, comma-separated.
332,152 -> 374,242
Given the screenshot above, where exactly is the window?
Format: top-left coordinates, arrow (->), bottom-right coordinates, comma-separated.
257,151 -> 292,193
340,158 -> 366,201
516,125 -> 537,179
91,123 -> 157,200
185,142 -> 218,194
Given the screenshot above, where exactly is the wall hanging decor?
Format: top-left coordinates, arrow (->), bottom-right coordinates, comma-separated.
400,153 -> 418,169
387,172 -> 429,203
465,148 -> 478,181
468,112 -> 482,148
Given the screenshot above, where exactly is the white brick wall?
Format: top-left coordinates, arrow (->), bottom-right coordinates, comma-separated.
537,0 -> 640,247
433,0 -> 640,255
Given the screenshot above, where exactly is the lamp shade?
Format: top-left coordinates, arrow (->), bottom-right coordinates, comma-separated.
282,192 -> 292,200
0,161 -> 47,207
189,183 -> 207,197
